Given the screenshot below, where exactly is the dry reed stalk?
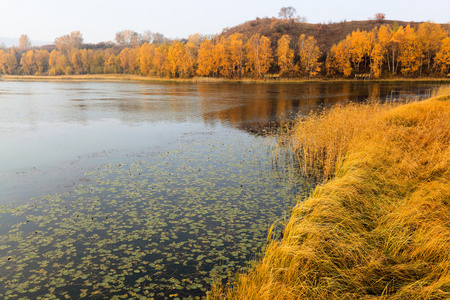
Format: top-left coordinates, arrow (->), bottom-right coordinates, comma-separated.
211,87 -> 450,299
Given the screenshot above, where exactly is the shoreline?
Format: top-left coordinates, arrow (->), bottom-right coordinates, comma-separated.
216,88 -> 450,299
2,74 -> 450,84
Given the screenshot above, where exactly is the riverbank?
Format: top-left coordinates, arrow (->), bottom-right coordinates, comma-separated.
2,74 -> 450,84
212,87 -> 450,299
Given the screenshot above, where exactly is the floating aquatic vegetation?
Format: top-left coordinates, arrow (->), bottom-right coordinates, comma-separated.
0,134 -> 307,299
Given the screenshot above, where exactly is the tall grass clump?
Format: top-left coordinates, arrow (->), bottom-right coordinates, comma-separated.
279,100 -> 397,181
211,87 -> 450,299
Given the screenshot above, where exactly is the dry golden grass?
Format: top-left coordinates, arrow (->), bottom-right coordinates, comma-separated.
280,100 -> 397,181
211,86 -> 450,299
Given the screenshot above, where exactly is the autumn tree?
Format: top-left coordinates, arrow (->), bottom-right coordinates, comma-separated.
371,43 -> 384,78
71,50 -> 83,74
398,25 -> 423,76
79,49 -> 94,74
374,13 -> 386,22
387,25 -> 404,74
197,39 -> 216,77
348,29 -> 373,72
417,22 -> 446,74
119,47 -> 140,74
19,34 -> 31,50
91,51 -> 105,74
152,32 -> 168,44
34,50 -> 50,74
115,30 -> 140,47
48,50 -> 70,75
278,7 -> 296,20
0,49 -> 18,74
327,39 -> 352,77
20,50 -> 36,75
104,51 -> 120,74
215,37 -> 233,78
153,44 -> 169,77
141,30 -> 154,44
188,33 -> 204,47
166,42 -> 180,77
184,41 -> 198,77
277,35 -> 294,77
55,31 -> 83,55
434,37 -> 450,75
297,34 -> 321,78
245,34 -> 272,78
228,33 -> 245,78
375,25 -> 392,75
139,42 -> 155,76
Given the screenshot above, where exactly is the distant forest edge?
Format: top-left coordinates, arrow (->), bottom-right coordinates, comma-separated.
1,17 -> 450,79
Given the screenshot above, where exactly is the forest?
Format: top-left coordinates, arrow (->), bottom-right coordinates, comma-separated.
1,20 -> 449,79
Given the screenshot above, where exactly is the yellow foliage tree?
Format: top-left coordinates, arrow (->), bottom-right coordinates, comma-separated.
153,44 -> 169,77
387,25 -> 405,74
34,50 -> 50,74
277,35 -> 294,77
434,37 -> 450,75
370,43 -> 384,78
197,39 -> 216,77
119,47 -> 140,74
20,50 -> 36,75
348,29 -> 373,72
215,37 -> 233,78
139,42 -> 155,76
71,50 -> 83,74
167,41 -> 185,77
184,41 -> 197,77
398,25 -> 423,76
228,33 -> 245,78
297,34 -> 321,78
417,22 -> 446,74
245,34 -> 273,78
377,25 -> 392,73
91,50 -> 105,74
328,39 -> 352,77
80,49 -> 94,74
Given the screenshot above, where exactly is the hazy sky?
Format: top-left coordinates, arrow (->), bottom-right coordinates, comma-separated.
0,0 -> 449,44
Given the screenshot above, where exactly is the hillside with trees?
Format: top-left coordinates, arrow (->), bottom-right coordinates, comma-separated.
1,9 -> 449,79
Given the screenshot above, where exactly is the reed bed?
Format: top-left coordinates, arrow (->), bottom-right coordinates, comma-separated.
211,86 -> 450,299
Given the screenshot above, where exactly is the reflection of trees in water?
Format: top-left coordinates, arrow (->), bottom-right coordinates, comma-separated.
197,82 -> 434,135
52,82 -> 435,135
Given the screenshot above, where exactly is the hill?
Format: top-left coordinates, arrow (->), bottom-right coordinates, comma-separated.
219,18 -> 449,56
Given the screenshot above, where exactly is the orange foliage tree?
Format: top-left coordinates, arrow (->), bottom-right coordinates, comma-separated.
297,34 -> 321,78
197,39 -> 217,77
277,35 -> 294,77
435,37 -> 450,75
398,25 -> 423,76
327,39 -> 352,77
245,34 -> 273,78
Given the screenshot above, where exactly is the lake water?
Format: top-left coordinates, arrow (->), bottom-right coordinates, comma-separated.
0,80 -> 439,299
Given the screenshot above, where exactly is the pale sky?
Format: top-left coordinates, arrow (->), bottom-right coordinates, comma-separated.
0,0 -> 449,45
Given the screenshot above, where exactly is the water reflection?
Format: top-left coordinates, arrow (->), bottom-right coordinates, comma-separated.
0,81 -> 435,133
197,82 -> 434,132
0,80 -> 437,177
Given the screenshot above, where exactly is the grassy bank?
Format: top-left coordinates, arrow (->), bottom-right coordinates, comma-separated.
212,87 -> 450,299
2,74 -> 450,84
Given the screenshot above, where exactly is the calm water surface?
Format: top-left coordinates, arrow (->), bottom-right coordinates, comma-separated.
0,81 -> 438,299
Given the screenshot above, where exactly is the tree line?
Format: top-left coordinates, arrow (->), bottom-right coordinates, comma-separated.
0,21 -> 449,79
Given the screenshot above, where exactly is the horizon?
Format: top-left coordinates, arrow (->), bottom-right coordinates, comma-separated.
0,18 -> 446,49
0,0 -> 448,47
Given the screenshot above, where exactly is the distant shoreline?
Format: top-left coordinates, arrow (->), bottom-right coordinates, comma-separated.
2,74 -> 450,84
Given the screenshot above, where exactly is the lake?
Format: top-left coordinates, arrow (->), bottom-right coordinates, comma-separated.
0,80 -> 439,299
